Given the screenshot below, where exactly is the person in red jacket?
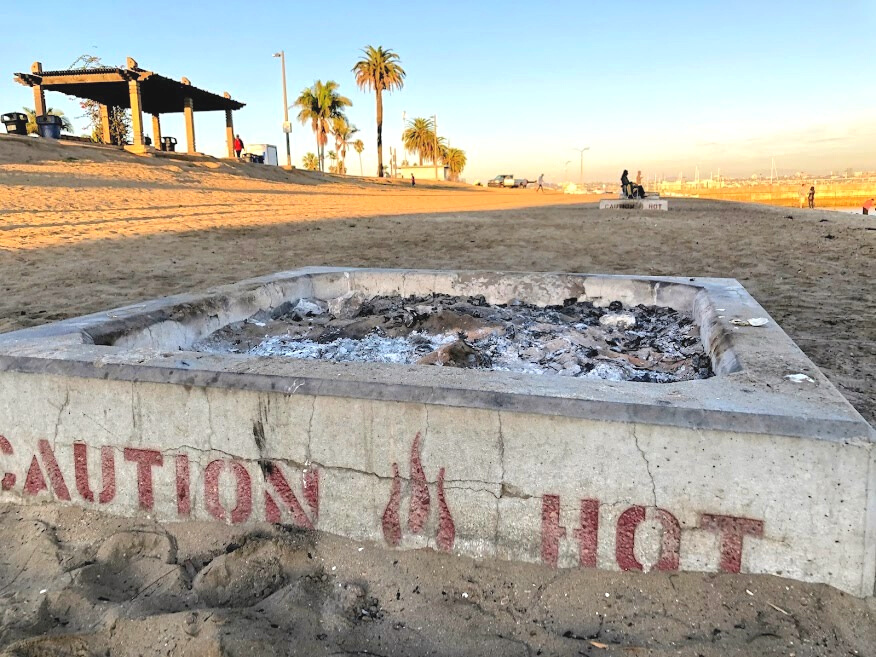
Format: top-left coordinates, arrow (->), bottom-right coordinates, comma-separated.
863,198 -> 874,215
233,134 -> 244,158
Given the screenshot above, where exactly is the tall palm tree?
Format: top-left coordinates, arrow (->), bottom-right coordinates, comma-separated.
331,116 -> 358,175
294,81 -> 352,172
353,139 -> 364,176
352,46 -> 405,177
402,117 -> 436,166
442,147 -> 467,181
22,107 -> 74,135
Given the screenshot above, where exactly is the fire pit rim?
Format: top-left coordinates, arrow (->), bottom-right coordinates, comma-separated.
0,267 -> 871,444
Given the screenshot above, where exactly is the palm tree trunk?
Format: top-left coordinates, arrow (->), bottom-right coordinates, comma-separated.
359,153 -> 363,176
313,132 -> 322,171
376,88 -> 383,177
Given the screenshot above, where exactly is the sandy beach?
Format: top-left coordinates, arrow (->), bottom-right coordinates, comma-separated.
1,135 -> 875,656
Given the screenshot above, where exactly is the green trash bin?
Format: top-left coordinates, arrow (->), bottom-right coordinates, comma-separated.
2,112 -> 28,135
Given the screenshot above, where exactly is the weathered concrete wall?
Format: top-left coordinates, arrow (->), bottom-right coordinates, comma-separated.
0,268 -> 873,596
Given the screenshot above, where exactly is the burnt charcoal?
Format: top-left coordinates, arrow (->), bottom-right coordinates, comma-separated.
194,292 -> 713,384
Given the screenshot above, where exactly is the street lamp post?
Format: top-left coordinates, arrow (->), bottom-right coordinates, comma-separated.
273,50 -> 291,168
573,146 -> 590,185
433,114 -> 438,181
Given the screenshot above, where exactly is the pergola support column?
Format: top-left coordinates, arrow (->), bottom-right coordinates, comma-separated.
31,62 -> 46,118
223,92 -> 234,158
99,104 -> 112,144
184,97 -> 196,154
151,114 -> 162,149
128,80 -> 144,149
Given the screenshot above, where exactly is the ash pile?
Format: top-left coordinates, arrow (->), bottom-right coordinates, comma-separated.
195,293 -> 714,383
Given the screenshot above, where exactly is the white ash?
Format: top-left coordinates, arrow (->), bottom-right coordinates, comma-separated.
194,293 -> 714,383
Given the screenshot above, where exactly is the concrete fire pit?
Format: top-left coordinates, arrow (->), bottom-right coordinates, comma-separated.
0,268 -> 873,596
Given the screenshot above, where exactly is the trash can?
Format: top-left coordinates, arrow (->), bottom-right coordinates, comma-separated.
1,112 -> 28,135
35,114 -> 62,139
161,136 -> 177,152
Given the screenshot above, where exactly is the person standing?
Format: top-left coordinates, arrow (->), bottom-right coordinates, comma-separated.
863,198 -> 874,215
799,184 -> 807,208
536,173 -> 544,192
411,173 -> 416,187
233,134 -> 244,158
636,170 -> 642,187
808,186 -> 815,209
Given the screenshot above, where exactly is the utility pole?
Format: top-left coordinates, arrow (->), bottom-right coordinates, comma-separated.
573,146 -> 590,185
433,114 -> 438,181
273,50 -> 291,168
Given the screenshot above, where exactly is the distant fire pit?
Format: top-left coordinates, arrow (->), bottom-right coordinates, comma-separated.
195,294 -> 713,383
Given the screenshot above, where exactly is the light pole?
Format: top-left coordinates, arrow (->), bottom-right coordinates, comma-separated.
573,146 -> 590,185
432,114 -> 438,181
273,51 -> 291,168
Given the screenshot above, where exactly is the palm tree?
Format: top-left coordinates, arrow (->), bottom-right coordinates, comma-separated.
22,107 -> 74,135
327,150 -> 338,173
402,117 -> 436,166
294,80 -> 352,172
331,116 -> 358,175
353,139 -> 364,176
442,147 -> 467,181
352,46 -> 406,177
302,152 -> 319,171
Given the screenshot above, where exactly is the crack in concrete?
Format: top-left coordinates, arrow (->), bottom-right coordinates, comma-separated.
495,411 -> 506,545
129,382 -> 137,440
204,388 -> 216,447
52,389 -> 70,451
632,425 -> 658,508
305,396 -> 316,465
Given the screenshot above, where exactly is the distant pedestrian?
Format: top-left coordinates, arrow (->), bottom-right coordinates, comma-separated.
537,173 -> 544,192
621,169 -> 646,198
636,170 -> 642,186
233,134 -> 244,158
799,184 -> 806,208
863,198 -> 874,215
411,173 -> 415,187
808,186 -> 815,209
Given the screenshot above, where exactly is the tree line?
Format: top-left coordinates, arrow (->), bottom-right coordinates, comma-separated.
297,46 -> 467,180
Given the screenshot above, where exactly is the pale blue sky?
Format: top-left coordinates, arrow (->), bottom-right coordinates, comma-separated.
2,0 -> 874,182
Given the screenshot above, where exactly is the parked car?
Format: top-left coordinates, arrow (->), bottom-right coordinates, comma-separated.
488,174 -> 514,188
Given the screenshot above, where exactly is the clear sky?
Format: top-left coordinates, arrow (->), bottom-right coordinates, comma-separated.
2,0 -> 875,183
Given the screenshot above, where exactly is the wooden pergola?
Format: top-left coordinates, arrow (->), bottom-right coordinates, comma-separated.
14,57 -> 245,156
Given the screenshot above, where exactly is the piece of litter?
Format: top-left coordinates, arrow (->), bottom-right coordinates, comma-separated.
358,547 -> 364,552
767,601 -> 790,616
604,592 -> 610,598
462,592 -> 469,598
785,373 -> 815,383
731,318 -> 769,327
746,589 -> 754,596
589,641 -> 609,649
39,589 -> 47,595
331,566 -> 337,571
